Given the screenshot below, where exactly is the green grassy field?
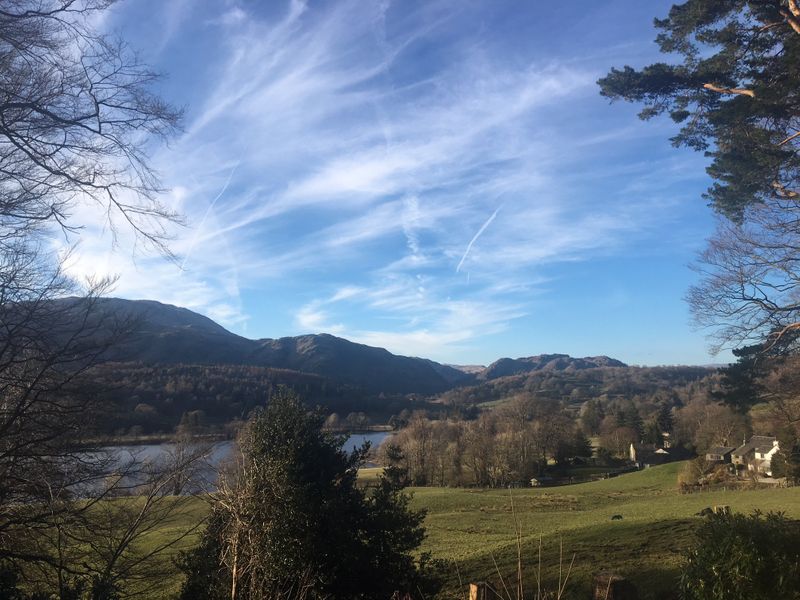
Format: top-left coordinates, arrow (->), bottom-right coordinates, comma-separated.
413,462 -> 800,599
127,462 -> 800,599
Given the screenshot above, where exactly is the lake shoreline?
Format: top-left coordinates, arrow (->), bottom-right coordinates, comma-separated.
79,426 -> 395,449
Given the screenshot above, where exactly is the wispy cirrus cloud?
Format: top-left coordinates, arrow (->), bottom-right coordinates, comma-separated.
58,0 -> 707,361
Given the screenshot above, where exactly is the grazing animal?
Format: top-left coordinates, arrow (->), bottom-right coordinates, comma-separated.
611,514 -> 623,520
696,507 -> 713,517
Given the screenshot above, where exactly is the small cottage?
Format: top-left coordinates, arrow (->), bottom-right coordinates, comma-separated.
732,436 -> 779,476
630,443 -> 671,468
529,476 -> 554,487
705,446 -> 735,463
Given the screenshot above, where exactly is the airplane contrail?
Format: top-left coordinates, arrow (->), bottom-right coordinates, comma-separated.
180,160 -> 241,271
456,205 -> 501,273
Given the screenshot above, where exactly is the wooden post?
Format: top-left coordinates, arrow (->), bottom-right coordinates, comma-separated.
469,582 -> 488,600
593,572 -> 638,600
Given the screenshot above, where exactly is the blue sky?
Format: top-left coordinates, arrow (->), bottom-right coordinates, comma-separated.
63,0 -> 732,366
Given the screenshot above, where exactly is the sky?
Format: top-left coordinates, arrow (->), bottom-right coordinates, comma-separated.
61,0 -> 733,367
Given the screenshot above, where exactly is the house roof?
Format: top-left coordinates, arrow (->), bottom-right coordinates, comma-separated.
733,436 -> 777,456
754,441 -> 778,454
707,446 -> 735,455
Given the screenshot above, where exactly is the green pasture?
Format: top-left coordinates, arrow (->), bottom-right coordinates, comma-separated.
412,462 -> 800,598
119,462 -> 800,599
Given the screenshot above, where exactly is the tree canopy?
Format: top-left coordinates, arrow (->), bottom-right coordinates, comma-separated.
600,1 -> 800,354
599,0 -> 800,480
598,0 -> 800,221
179,389 -> 438,599
681,511 -> 800,600
0,3 -> 199,598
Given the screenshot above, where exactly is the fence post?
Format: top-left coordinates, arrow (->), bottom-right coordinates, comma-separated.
469,582 -> 488,600
593,572 -> 638,600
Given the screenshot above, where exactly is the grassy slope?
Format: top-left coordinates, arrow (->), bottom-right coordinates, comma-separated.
412,462 -> 800,599
128,462 -> 800,599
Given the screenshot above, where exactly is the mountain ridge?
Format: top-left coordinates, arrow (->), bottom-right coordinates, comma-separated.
479,353 -> 627,380
72,298 -> 631,395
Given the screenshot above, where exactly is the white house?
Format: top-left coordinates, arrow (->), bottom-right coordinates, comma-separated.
732,436 -> 779,477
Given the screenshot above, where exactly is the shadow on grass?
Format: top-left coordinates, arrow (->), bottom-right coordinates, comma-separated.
438,518 -> 696,600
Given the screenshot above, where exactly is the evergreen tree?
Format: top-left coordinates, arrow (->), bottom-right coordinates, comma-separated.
656,403 -> 674,433
626,406 -> 645,439
599,2 -> 800,354
713,345 -> 766,412
178,389 -> 439,599
573,429 -> 594,459
771,428 -> 800,484
599,1 -> 800,220
643,420 -> 662,446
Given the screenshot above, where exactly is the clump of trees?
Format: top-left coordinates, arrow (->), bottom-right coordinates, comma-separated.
673,397 -> 748,453
178,389 -> 441,599
85,362 -> 374,436
390,395 -> 592,487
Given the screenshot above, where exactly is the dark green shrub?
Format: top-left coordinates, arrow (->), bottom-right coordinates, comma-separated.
178,389 -> 443,599
680,511 -> 800,600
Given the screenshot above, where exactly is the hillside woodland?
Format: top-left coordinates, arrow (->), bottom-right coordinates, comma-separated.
65,298 -> 800,489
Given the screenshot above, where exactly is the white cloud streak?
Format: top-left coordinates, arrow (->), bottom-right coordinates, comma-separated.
456,205 -> 502,273
58,0 -> 701,360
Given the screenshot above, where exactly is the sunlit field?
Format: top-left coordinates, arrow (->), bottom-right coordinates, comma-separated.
132,462 -> 800,599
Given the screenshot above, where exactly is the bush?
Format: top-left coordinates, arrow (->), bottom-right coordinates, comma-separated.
680,511 -> 800,600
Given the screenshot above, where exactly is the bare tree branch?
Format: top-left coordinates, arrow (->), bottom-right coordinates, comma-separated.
702,83 -> 756,98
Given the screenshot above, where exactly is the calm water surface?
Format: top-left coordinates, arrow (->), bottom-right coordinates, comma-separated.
98,431 -> 391,490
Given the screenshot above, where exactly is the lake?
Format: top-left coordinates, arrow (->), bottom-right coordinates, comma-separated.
94,431 -> 392,492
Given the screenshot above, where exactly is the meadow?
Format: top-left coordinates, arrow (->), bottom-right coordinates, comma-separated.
410,463 -> 800,599
136,462 -> 800,599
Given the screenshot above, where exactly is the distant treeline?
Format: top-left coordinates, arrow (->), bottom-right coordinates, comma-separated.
81,362 -> 733,446
387,365 -> 750,488
84,362 -> 436,436
438,365 -> 716,409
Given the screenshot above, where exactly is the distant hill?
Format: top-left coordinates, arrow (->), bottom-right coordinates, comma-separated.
249,334 -> 469,394
56,298 -> 657,398
439,363 -> 716,411
479,353 -> 627,380
93,298 -> 256,365
72,298 -> 471,395
43,298 -> 721,436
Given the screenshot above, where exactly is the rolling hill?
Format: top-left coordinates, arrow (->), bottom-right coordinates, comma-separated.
59,298 -> 685,402
78,298 -> 470,395
479,353 -> 627,380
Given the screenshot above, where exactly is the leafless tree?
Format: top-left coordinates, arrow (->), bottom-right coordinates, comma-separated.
0,0 -> 182,253
0,251 -> 211,597
19,442 -> 209,599
673,398 -> 748,453
0,1 -> 196,597
0,256 -> 120,559
756,357 -> 800,436
688,196 -> 800,355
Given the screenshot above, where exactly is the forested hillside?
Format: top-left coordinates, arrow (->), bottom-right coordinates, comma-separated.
86,362 -> 434,436
66,298 -> 471,395
438,365 -> 716,410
